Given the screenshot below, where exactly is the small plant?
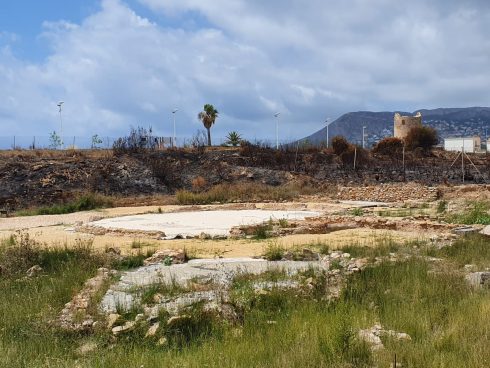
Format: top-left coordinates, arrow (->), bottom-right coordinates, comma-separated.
253,223 -> 273,240
318,243 -> 330,255
157,207 -> 163,214
278,218 -> 289,228
263,241 -> 284,261
350,208 -> 364,216
49,131 -> 62,149
191,176 -> 207,192
91,134 -> 103,149
164,256 -> 173,266
437,200 -> 448,214
329,259 -> 343,270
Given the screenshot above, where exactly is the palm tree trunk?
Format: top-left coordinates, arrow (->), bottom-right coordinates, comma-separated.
206,127 -> 212,146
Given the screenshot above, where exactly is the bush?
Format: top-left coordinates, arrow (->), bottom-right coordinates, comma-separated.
372,137 -> 403,156
405,126 -> 438,151
191,176 -> 207,192
113,126 -> 158,155
331,136 -> 350,155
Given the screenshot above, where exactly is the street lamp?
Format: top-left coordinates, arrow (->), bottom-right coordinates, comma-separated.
57,101 -> 64,149
325,117 -> 331,148
274,112 -> 280,150
172,109 -> 178,147
362,126 -> 367,149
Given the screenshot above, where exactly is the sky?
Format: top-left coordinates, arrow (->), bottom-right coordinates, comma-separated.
1,0 -> 489,143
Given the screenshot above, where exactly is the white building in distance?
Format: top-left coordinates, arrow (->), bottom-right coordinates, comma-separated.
444,136 -> 482,153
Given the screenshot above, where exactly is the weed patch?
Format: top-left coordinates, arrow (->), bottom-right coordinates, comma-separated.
16,193 -> 114,216
446,201 -> 490,225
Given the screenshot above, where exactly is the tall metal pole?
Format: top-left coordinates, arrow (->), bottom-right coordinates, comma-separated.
172,109 -> 178,148
362,126 -> 367,149
274,112 -> 280,150
57,101 -> 64,149
462,146 -> 465,183
325,118 -> 330,148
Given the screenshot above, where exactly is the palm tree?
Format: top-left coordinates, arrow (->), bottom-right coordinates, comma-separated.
226,131 -> 242,146
197,104 -> 218,146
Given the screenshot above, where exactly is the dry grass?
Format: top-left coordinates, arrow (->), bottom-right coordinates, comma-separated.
176,181 -> 325,205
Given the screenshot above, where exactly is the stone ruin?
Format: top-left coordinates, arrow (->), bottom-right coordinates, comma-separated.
394,112 -> 422,140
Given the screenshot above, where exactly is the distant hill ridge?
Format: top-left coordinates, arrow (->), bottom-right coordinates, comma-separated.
301,107 -> 490,146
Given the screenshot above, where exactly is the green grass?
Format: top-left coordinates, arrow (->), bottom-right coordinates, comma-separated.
1,236 -> 490,367
16,193 -> 114,216
253,223 -> 273,240
446,201 -> 490,225
263,241 -> 285,260
436,200 -> 447,214
426,234 -> 490,268
350,208 -> 364,216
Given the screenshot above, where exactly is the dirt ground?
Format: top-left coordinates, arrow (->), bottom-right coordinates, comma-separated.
0,200 -> 439,258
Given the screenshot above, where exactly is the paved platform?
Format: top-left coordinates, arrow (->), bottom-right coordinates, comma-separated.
89,209 -> 320,238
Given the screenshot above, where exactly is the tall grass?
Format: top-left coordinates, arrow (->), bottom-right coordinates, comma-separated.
16,193 -> 114,216
446,201 -> 490,225
175,182 -> 317,205
1,236 -> 489,367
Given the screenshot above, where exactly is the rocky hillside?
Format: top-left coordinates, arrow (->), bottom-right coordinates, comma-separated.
301,107 -> 490,146
1,147 -> 489,210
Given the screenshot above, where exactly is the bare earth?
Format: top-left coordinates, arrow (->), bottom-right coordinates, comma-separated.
0,201 -> 436,258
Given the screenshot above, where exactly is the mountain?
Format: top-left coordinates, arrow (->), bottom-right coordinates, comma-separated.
300,107 -> 490,147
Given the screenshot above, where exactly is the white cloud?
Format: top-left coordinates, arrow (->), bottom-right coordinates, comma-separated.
0,0 -> 489,145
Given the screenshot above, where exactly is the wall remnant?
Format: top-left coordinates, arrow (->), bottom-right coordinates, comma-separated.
394,112 -> 422,140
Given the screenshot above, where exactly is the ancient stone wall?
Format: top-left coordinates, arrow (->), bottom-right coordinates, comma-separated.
394,112 -> 422,140
337,183 -> 439,202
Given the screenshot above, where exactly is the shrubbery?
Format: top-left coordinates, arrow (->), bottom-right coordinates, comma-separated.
113,126 -> 158,155
405,126 -> 438,151
372,137 -> 404,156
331,136 -> 350,155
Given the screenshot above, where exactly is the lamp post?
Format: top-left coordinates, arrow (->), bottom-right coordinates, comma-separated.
362,125 -> 367,149
172,109 -> 178,147
325,117 -> 331,148
274,112 -> 280,150
57,101 -> 64,149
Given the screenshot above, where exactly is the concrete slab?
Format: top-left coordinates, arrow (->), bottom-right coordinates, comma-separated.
100,257 -> 326,313
88,210 -> 320,238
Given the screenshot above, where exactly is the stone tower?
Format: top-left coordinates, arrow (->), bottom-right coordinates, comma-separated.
394,112 -> 422,140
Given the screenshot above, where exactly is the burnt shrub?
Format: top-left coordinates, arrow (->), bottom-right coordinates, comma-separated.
372,137 -> 404,156
331,136 -> 350,155
113,126 -> 158,155
405,126 -> 438,152
340,146 -> 370,168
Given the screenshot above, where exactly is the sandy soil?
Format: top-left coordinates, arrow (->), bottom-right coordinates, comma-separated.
0,200 -> 431,258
